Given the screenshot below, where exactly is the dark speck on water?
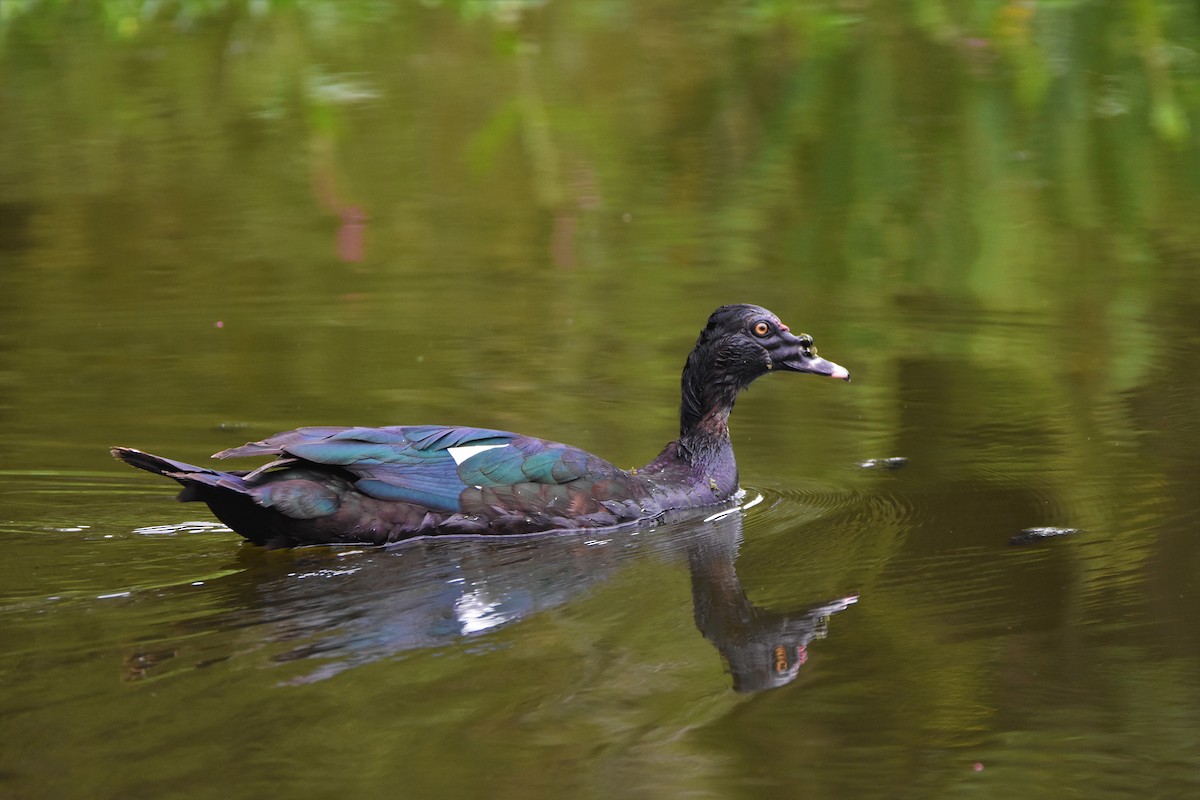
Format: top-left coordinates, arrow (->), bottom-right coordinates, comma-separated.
859,457 -> 908,470
1009,527 -> 1081,546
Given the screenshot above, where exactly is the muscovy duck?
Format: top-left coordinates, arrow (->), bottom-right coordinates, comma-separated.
113,304 -> 849,547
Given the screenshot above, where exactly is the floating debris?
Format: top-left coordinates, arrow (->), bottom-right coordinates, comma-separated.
859,457 -> 908,470
1009,527 -> 1080,546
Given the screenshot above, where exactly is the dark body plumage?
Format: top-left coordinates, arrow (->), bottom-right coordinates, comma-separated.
113,305 -> 849,547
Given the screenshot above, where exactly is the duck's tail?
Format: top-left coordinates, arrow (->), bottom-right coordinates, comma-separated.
110,446 -> 250,501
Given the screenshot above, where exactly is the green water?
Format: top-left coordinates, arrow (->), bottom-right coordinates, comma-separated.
2,2 -> 1200,798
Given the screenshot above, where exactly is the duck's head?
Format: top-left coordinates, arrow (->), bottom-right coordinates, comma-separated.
679,304 -> 849,443
691,304 -> 850,387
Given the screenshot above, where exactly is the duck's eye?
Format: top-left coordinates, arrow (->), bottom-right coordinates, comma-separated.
752,321 -> 772,338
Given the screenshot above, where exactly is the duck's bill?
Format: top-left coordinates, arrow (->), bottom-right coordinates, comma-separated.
781,353 -> 851,382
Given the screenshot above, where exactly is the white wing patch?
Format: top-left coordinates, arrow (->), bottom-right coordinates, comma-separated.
447,443 -> 510,465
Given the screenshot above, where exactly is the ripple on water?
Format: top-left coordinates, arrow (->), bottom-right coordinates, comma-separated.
741,483 -> 922,545
133,520 -> 233,536
0,512 -> 240,614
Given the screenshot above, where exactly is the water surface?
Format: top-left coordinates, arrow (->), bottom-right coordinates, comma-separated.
2,2 -> 1200,798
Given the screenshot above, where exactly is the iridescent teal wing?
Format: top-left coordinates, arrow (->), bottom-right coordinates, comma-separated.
216,425 -> 623,516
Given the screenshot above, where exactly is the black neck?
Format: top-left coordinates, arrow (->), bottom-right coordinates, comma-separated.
678,345 -> 743,464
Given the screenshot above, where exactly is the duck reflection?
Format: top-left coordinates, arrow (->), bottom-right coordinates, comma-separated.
130,511 -> 856,691
686,524 -> 857,692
